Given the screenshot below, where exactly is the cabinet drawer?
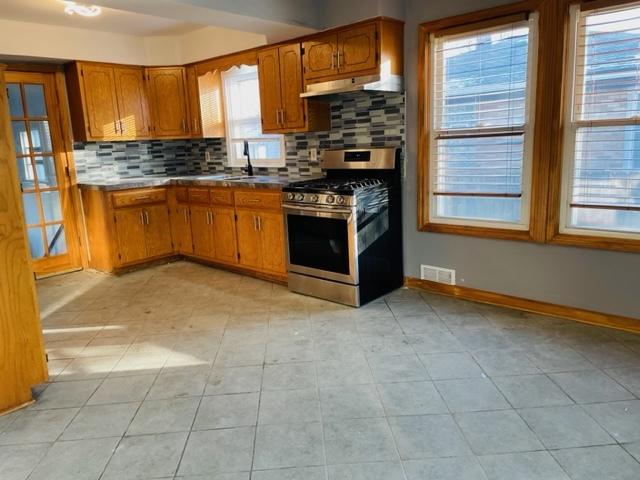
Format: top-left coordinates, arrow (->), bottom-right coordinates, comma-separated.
210,188 -> 233,206
188,187 -> 210,204
234,190 -> 282,210
175,187 -> 188,203
111,188 -> 166,208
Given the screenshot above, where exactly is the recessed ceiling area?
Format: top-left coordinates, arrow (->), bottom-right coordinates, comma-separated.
0,0 -> 205,36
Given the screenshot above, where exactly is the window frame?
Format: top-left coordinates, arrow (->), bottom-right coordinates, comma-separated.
417,0 -> 550,242
221,65 -> 285,169
546,0 -> 640,252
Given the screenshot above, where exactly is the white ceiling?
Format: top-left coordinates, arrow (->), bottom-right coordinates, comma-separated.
0,0 -> 205,36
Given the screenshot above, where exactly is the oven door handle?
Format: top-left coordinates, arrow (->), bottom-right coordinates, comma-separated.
283,204 -> 354,220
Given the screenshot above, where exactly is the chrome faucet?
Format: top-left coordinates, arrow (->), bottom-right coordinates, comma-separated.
242,140 -> 254,176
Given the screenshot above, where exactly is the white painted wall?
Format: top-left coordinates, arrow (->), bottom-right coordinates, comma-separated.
0,18 -> 266,65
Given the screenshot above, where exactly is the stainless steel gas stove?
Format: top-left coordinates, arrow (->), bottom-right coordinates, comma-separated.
282,147 -> 403,307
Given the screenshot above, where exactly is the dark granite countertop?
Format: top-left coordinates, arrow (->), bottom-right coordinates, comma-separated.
77,174 -> 312,192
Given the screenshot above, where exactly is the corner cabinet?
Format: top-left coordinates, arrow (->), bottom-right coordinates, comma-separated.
258,44 -> 330,134
302,18 -> 403,85
66,62 -> 151,141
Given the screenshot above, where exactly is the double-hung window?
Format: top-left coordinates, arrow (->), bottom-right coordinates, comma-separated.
222,65 -> 285,168
561,2 -> 640,238
428,14 -> 538,229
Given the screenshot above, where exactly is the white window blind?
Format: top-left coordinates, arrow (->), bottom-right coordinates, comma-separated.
562,2 -> 640,236
429,15 -> 538,228
222,65 -> 284,168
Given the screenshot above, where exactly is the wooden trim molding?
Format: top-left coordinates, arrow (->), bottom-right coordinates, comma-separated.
406,277 -> 640,334
417,0 -> 553,243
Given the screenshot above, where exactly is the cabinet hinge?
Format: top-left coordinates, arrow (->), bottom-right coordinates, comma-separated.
45,353 -> 49,362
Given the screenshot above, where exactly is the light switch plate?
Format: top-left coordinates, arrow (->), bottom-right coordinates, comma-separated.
205,151 -> 211,162
309,148 -> 318,161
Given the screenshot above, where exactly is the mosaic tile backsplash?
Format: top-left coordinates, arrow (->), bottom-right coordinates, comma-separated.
73,92 -> 405,182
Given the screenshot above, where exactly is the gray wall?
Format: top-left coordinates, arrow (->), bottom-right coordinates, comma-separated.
403,0 -> 640,319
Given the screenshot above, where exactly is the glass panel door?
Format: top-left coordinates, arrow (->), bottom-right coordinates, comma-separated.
6,71 -> 80,276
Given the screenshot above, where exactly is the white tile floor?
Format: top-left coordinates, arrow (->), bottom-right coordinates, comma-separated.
1,260 -> 640,479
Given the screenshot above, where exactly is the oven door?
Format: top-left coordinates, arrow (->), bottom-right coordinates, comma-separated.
284,204 -> 358,285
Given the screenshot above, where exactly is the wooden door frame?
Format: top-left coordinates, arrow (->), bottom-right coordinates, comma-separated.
6,67 -> 87,275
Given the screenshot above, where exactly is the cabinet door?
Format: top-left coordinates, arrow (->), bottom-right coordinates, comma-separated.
80,64 -> 119,139
338,23 -> 378,75
257,47 -> 282,132
235,209 -> 262,270
143,204 -> 173,258
185,66 -> 202,137
279,44 -> 306,130
211,206 -> 238,264
146,67 -> 189,137
114,208 -> 147,265
259,211 -> 286,274
303,34 -> 338,82
190,205 -> 214,258
172,204 -> 193,254
113,66 -> 151,139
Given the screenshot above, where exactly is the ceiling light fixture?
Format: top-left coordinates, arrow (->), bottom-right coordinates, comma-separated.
63,1 -> 102,17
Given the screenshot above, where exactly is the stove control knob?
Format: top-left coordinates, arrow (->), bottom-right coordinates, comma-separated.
287,193 -> 295,201
309,194 -> 319,203
336,195 -> 345,205
326,195 -> 335,204
295,193 -> 305,202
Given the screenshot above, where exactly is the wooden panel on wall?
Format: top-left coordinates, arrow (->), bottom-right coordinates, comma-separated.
0,65 -> 48,414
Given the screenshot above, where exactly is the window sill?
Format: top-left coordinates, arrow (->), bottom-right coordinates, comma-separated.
418,221 -> 536,242
547,232 -> 640,253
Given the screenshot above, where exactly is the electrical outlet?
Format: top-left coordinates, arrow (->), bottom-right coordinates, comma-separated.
205,151 -> 211,162
309,148 -> 318,161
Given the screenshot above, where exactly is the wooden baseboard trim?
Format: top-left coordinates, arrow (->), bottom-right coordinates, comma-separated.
405,277 -> 639,334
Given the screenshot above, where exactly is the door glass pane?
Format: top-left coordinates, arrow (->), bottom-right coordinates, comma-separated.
35,156 -> 58,188
45,224 -> 67,256
22,193 -> 41,225
12,121 -> 30,155
24,84 -> 47,116
41,190 -> 62,222
29,121 -> 52,153
17,157 -> 36,190
7,84 -> 23,116
27,227 -> 45,259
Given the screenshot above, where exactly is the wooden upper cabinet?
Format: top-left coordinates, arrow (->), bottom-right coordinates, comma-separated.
302,18 -> 403,85
185,66 -> 202,137
338,23 -> 377,75
113,66 -> 151,138
279,44 -> 306,130
257,47 -> 283,132
258,43 -> 330,134
303,33 -> 338,81
72,63 -> 119,140
198,69 -> 226,137
145,67 -> 190,138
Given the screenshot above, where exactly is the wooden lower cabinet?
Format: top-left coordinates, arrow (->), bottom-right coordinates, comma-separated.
82,185 -> 286,279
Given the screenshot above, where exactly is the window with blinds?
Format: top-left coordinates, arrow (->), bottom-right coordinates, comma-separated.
429,15 -> 538,228
562,2 -> 640,236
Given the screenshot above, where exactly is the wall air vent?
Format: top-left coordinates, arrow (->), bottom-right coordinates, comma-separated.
420,265 -> 456,286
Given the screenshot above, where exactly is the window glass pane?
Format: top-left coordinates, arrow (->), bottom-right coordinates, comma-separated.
222,65 -> 283,165
17,157 -> 36,190
437,196 -> 522,223
24,84 -> 47,117
29,121 -> 53,153
12,121 -> 30,155
22,193 -> 41,225
7,84 -> 23,117
27,227 -> 45,259
576,6 -> 640,121
435,135 -> 524,195
35,156 -> 58,188
436,24 -> 530,129
41,190 -> 63,223
45,224 -> 67,256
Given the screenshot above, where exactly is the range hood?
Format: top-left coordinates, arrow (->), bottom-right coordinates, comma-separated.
300,73 -> 403,98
